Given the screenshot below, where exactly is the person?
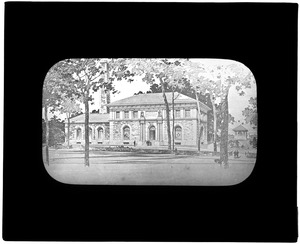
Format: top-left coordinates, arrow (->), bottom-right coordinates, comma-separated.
234,149 -> 240,158
133,140 -> 136,147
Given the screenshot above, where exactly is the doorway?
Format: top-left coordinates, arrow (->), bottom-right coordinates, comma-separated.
149,126 -> 156,141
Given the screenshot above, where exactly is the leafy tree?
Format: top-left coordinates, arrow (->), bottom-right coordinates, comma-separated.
205,63 -> 254,167
60,59 -> 111,166
146,79 -> 215,145
60,95 -> 82,148
180,60 -> 254,167
181,60 -> 212,152
134,91 -> 145,95
42,116 -> 65,147
57,58 -> 129,166
48,116 -> 65,147
126,59 -> 184,150
242,97 -> 257,126
43,62 -> 69,164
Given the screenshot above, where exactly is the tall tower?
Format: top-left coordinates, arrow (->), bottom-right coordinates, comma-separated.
90,62 -> 111,114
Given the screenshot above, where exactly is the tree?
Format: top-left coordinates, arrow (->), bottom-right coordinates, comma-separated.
146,78 -> 215,147
43,62 -> 68,165
242,97 -> 257,126
58,58 -> 130,166
60,95 -> 82,148
126,59 -> 183,150
60,59 -> 110,166
180,60 -> 254,167
206,63 -> 254,167
181,61 -> 211,152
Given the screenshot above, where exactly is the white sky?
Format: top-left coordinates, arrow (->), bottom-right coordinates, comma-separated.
110,59 -> 257,131
45,58 -> 257,129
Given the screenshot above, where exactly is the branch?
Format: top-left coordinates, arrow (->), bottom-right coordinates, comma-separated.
90,70 -> 105,82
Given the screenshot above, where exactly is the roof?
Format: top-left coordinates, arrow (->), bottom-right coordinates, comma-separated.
232,124 -> 248,132
108,92 -> 211,111
69,113 -> 109,123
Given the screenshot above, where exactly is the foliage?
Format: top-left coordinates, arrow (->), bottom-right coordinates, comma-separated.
177,60 -> 255,166
42,116 -> 65,147
60,95 -> 82,118
125,59 -> 186,150
242,97 -> 257,126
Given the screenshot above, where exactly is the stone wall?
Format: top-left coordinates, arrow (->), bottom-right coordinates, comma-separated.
66,122 -> 110,145
161,119 -> 197,146
110,120 -> 140,145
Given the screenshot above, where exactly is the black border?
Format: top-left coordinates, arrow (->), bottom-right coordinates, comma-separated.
4,2 -> 298,242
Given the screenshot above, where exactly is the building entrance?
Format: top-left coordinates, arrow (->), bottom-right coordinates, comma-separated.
149,126 -> 156,141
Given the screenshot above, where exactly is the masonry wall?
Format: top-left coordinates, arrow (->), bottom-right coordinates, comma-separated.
109,120 -> 140,146
161,119 -> 198,146
66,122 -> 110,145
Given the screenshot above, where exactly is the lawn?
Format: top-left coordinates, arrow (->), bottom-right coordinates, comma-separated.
43,149 -> 256,186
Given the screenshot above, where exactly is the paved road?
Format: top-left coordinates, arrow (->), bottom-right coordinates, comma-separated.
43,149 -> 256,186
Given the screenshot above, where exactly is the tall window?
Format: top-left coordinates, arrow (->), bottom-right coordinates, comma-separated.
116,111 -> 120,119
89,127 -> 92,140
123,126 -> 130,140
133,111 -> 138,119
98,127 -> 104,140
124,111 -> 129,119
175,110 -> 181,118
175,126 -> 182,140
185,109 -> 191,118
76,128 -> 82,140
149,125 -> 156,140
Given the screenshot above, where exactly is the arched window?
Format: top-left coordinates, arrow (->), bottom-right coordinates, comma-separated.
76,128 -> 82,140
175,126 -> 182,140
89,127 -> 92,140
123,126 -> 130,140
97,127 -> 104,140
149,125 -> 156,140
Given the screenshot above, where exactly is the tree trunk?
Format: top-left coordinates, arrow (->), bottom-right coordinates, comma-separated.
159,77 -> 171,150
209,95 -> 217,153
195,91 -> 201,152
172,89 -> 175,151
220,94 -> 229,167
84,95 -> 90,166
67,117 -> 70,148
44,103 -> 49,165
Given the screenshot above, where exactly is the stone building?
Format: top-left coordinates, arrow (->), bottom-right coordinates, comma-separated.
67,113 -> 110,145
107,92 -> 210,147
66,92 -> 210,147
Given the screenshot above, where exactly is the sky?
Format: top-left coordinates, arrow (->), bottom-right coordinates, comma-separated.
45,58 -> 257,133
109,59 -> 257,132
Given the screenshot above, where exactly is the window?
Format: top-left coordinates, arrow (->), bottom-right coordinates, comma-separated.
89,127 -> 93,140
185,109 -> 191,118
133,111 -> 138,119
76,128 -> 82,140
124,111 -> 129,119
98,127 -> 104,140
175,110 -> 181,118
116,111 -> 120,119
123,126 -> 130,140
149,126 -> 156,140
175,126 -> 182,140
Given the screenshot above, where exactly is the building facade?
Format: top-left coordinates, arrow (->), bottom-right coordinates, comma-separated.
66,92 -> 210,147
66,113 -> 110,145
